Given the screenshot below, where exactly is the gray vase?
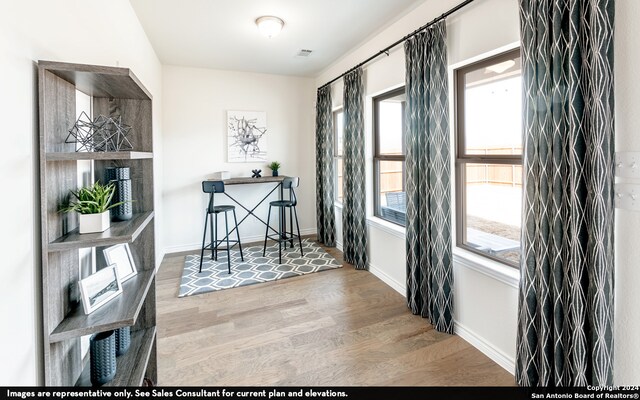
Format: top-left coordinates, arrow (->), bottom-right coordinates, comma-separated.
90,330 -> 116,386
105,167 -> 133,221
115,326 -> 131,356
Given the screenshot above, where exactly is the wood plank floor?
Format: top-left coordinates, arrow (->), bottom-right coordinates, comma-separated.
156,238 -> 515,386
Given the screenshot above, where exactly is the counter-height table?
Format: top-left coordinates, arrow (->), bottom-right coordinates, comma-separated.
209,176 -> 287,238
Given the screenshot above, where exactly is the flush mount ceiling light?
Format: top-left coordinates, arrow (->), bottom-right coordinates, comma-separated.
256,16 -> 284,38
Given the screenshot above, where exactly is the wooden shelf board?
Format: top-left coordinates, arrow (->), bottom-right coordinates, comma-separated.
76,327 -> 156,387
46,151 -> 153,161
39,60 -> 152,100
49,270 -> 155,343
48,211 -> 154,252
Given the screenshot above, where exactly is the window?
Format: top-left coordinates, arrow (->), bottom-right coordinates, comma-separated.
373,87 -> 406,226
455,49 -> 522,266
334,109 -> 344,203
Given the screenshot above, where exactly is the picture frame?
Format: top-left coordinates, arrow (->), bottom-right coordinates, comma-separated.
103,243 -> 137,282
227,110 -> 268,163
79,265 -> 123,315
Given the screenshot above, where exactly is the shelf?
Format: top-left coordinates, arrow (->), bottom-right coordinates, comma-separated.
40,60 -> 157,386
46,151 -> 153,161
49,269 -> 155,343
39,60 -> 152,100
76,327 -> 157,387
48,211 -> 154,252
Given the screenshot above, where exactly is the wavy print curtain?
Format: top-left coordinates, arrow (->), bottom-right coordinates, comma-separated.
342,68 -> 368,270
315,86 -> 336,246
404,20 -> 453,334
516,0 -> 615,386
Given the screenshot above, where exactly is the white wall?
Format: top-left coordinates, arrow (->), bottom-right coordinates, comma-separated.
162,66 -> 316,252
0,0 -> 163,385
317,0 -> 521,374
613,0 -> 640,385
320,0 -> 640,384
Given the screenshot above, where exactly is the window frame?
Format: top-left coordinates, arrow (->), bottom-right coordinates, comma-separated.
454,48 -> 522,267
373,86 -> 406,225
333,108 -> 344,204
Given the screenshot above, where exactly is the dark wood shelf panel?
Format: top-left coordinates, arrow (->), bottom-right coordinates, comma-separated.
76,327 -> 156,387
46,151 -> 153,161
48,211 -> 154,252
49,270 -> 155,343
39,60 -> 152,100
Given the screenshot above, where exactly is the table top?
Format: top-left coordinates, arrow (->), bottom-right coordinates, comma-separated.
215,176 -> 286,185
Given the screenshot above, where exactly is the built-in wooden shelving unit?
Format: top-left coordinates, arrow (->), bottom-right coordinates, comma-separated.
38,60 -> 157,386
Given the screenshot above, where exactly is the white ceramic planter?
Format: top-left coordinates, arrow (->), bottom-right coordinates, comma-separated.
79,211 -> 110,234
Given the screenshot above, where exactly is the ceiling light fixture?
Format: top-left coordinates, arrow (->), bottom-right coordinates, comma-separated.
256,16 -> 284,39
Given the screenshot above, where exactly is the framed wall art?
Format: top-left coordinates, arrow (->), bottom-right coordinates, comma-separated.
227,110 -> 267,162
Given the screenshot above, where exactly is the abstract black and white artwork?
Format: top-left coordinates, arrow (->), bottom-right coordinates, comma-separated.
227,110 -> 267,162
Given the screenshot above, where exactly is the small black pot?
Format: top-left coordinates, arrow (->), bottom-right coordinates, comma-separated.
272,170 -> 279,177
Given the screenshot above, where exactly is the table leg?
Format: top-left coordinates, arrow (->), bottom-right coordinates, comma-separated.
222,183 -> 281,239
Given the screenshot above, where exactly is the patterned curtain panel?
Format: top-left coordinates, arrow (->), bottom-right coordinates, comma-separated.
516,0 -> 615,386
315,86 -> 336,246
342,68 -> 368,270
404,20 -> 453,334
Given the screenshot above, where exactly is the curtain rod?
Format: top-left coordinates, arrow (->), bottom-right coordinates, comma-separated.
318,0 -> 477,90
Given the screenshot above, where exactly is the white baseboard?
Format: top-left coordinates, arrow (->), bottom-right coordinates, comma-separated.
163,228 -> 317,255
454,322 -> 515,375
368,263 -> 405,296
366,261 -> 515,376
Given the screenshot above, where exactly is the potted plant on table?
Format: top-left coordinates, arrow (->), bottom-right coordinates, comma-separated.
60,181 -> 127,234
267,161 -> 281,177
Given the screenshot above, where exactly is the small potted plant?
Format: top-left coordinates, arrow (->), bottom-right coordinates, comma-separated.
60,181 -> 127,234
267,161 -> 281,177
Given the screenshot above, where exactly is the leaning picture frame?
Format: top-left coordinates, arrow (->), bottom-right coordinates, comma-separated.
103,243 -> 137,282
79,265 -> 123,315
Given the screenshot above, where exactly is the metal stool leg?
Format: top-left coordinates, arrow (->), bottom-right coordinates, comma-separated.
289,206 -> 294,248
263,205 -> 272,256
211,213 -> 218,261
293,205 -> 304,257
233,209 -> 244,261
278,206 -> 282,264
199,212 -> 209,273
210,214 -> 215,261
225,211 -> 231,274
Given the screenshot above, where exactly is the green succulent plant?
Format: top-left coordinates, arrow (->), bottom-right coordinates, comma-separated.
267,161 -> 281,171
60,181 -> 127,214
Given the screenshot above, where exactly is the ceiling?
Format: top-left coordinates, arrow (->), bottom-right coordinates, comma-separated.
129,0 -> 425,77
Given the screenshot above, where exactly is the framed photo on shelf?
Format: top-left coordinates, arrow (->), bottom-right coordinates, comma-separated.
103,243 -> 137,282
79,265 -> 123,315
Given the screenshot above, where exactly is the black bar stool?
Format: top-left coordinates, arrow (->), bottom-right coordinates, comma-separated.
263,177 -> 304,264
199,181 -> 243,273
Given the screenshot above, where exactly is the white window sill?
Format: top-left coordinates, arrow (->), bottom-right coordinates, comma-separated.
339,206 -> 520,289
452,247 -> 520,289
366,216 -> 405,239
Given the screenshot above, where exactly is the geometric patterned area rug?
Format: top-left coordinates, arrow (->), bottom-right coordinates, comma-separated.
178,238 -> 342,297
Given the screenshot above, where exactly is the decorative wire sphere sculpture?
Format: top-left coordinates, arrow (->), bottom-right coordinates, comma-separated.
66,111 -> 133,152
